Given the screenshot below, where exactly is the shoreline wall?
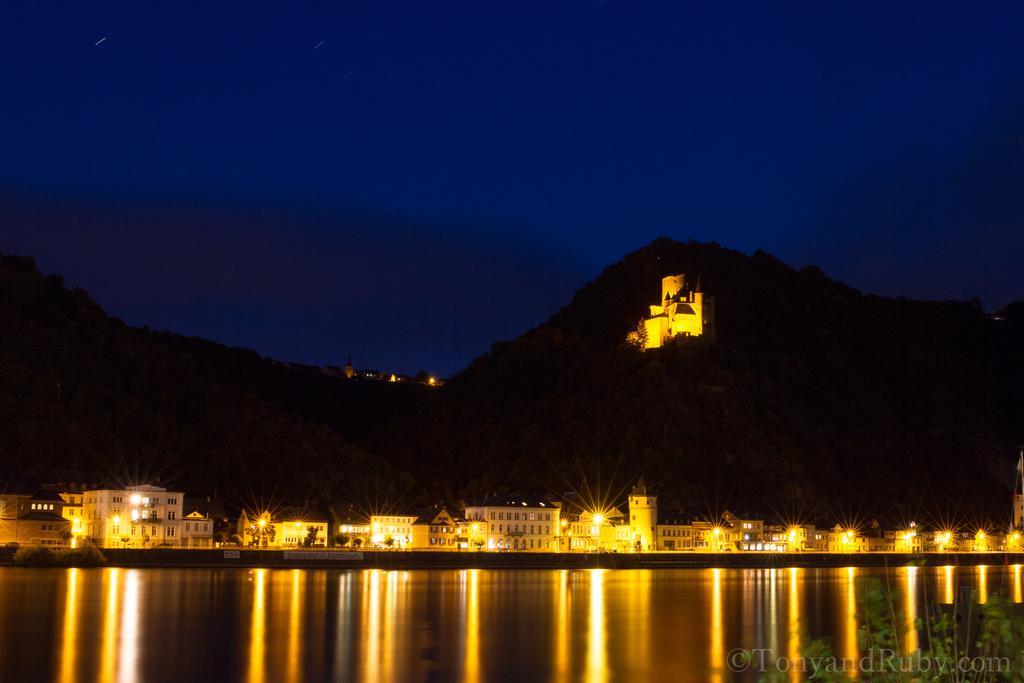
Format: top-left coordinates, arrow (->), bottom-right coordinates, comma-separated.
4,548 -> 1024,570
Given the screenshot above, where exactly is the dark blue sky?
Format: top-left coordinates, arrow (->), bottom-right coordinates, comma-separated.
3,2 -> 1023,375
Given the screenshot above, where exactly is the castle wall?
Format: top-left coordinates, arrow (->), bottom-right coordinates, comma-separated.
644,316 -> 668,349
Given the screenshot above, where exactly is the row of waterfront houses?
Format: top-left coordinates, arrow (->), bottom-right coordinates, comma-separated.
1,478 -> 1020,553
238,478 -> 1024,554
0,484 -> 222,549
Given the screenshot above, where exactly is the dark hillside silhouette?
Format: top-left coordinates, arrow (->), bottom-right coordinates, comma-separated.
2,239 -> 1022,524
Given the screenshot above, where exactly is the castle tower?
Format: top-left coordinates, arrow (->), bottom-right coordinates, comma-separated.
628,476 -> 657,552
661,275 -> 685,303
343,356 -> 355,379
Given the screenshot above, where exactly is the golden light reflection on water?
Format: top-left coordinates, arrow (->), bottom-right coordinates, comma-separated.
709,568 -> 724,683
903,566 -> 918,654
787,567 -> 801,683
768,568 -> 778,659
585,569 -> 607,683
334,573 -> 353,677
940,565 -> 955,605
627,569 -> 651,675
18,565 -> 1024,682
100,568 -> 120,683
362,569 -> 381,682
554,569 -> 569,683
120,569 -> 140,683
844,567 -> 858,679
287,569 -> 301,683
464,569 -> 479,683
382,571 -> 399,682
247,569 -> 266,683
59,568 -> 78,683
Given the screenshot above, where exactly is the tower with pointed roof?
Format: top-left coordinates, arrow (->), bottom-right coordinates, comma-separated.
628,476 -> 657,552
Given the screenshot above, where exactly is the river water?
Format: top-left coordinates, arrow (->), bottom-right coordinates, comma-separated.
0,564 -> 1018,682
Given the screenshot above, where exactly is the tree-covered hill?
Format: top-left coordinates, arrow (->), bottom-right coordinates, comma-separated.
0,254 -> 409,512
3,238 -> 1022,526
385,238 -> 1024,523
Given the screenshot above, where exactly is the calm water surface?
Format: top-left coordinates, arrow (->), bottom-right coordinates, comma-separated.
0,565 -> 1018,682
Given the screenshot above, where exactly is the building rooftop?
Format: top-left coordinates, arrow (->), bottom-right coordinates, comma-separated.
472,497 -> 561,509
19,511 -> 68,522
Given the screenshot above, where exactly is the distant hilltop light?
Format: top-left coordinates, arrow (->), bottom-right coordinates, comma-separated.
276,357 -> 443,386
627,274 -> 715,349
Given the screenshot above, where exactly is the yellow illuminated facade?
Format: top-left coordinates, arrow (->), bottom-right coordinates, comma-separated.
626,478 -> 657,552
827,527 -> 868,553
464,499 -> 561,551
656,519 -> 694,551
631,274 -> 714,349
82,485 -> 185,548
369,514 -> 417,548
410,508 -> 475,550
181,510 -> 215,548
239,509 -> 329,548
58,491 -> 85,547
0,493 -> 72,546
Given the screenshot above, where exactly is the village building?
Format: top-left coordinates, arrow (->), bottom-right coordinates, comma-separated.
238,507 -> 330,548
410,508 -> 473,550
464,498 -> 561,551
369,513 -> 418,548
656,517 -> 694,551
0,493 -> 72,547
179,498 -> 220,548
82,485 -> 184,548
331,506 -> 371,547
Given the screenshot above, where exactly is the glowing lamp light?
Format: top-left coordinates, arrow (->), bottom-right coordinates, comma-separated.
129,494 -> 142,505
258,518 -> 267,529
112,515 -> 120,525
593,513 -> 604,525
712,527 -> 721,536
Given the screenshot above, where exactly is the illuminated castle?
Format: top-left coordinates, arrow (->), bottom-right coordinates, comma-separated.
637,274 -> 714,349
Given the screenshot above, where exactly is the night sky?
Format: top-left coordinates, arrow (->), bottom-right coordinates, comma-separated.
3,2 -> 1023,375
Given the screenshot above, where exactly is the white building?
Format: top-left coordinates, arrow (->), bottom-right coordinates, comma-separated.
464,498 -> 561,552
83,485 -> 184,548
369,513 -> 417,548
181,511 -> 214,548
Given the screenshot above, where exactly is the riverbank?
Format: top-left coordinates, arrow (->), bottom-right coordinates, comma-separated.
4,547 -> 1024,569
